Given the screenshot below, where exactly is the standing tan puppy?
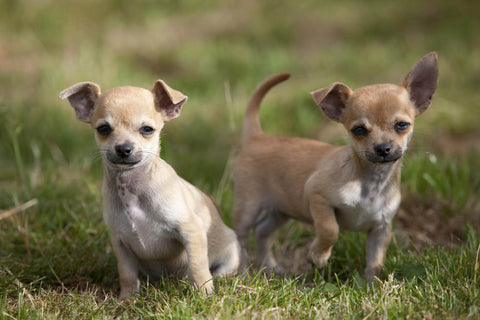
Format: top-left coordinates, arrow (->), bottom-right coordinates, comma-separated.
233,53 -> 438,282
59,79 -> 241,299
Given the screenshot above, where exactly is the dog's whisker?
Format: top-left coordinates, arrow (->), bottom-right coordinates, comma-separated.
90,150 -> 108,162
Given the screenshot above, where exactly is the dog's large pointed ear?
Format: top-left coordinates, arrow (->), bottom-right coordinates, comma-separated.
310,82 -> 352,122
58,82 -> 101,123
152,80 -> 188,121
402,52 -> 439,116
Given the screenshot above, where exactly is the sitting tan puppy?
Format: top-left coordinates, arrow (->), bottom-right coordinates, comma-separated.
233,53 -> 438,282
59,79 -> 241,298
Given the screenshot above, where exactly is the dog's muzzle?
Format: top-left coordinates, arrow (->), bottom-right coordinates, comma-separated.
366,143 -> 403,163
106,143 -> 142,166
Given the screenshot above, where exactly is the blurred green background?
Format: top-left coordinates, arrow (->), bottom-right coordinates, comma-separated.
1,0 -> 479,240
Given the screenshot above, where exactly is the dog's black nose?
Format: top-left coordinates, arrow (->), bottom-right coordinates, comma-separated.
374,143 -> 392,157
115,143 -> 133,158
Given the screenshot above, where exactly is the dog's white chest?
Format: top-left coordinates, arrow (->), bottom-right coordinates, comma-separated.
334,180 -> 400,231
116,181 -> 149,249
109,177 -> 182,259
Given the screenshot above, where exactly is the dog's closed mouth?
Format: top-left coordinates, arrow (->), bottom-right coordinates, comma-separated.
370,156 -> 401,164
107,156 -> 142,167
112,159 -> 141,165
366,150 -> 403,164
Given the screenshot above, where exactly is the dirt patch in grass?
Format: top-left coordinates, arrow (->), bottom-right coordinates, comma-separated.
406,131 -> 480,247
395,196 -> 480,249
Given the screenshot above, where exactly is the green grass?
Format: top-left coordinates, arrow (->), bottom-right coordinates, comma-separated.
1,229 -> 479,319
1,0 -> 480,318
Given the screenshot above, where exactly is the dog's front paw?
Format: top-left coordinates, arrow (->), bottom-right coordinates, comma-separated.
308,245 -> 332,269
119,278 -> 140,300
119,287 -> 139,300
364,266 -> 382,285
199,279 -> 215,295
313,256 -> 329,269
259,264 -> 286,276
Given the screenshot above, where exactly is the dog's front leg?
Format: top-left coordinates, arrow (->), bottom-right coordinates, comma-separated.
308,198 -> 339,269
364,223 -> 392,284
112,237 -> 140,299
180,217 -> 214,294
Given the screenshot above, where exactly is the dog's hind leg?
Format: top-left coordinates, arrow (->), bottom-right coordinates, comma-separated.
255,209 -> 289,274
232,191 -> 263,267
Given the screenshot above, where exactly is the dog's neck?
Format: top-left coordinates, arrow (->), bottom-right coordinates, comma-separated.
351,149 -> 402,198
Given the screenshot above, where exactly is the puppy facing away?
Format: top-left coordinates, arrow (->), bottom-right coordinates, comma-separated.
233,53 -> 438,282
59,79 -> 241,298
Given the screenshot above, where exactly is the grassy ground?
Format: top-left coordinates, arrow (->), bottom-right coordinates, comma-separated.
1,0 -> 480,318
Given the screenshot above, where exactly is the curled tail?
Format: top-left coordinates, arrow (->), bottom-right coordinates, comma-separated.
242,72 -> 291,143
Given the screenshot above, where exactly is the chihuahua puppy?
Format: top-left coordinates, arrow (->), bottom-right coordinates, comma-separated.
59,79 -> 241,298
233,53 -> 438,282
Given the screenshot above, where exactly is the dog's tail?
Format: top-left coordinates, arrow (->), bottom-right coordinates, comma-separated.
242,72 -> 291,143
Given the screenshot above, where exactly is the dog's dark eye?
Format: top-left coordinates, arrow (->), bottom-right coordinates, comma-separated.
96,124 -> 112,136
140,126 -> 155,135
351,126 -> 368,137
394,121 -> 410,132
